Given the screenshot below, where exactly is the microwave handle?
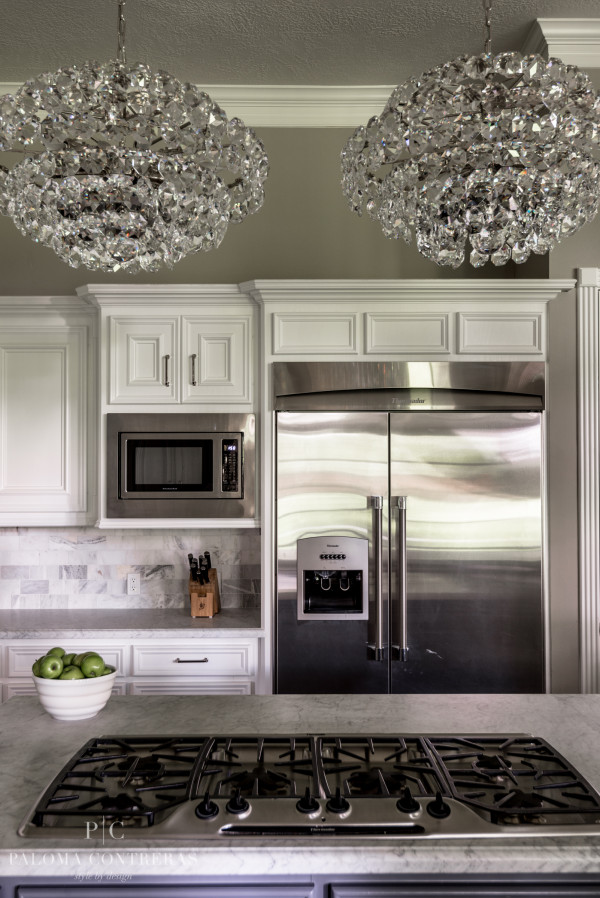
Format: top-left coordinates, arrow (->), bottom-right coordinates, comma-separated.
164,354 -> 170,388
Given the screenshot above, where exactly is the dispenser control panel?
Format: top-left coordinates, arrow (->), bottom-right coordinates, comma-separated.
297,535 -> 369,621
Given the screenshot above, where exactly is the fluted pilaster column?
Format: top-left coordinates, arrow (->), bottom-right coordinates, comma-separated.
577,268 -> 600,693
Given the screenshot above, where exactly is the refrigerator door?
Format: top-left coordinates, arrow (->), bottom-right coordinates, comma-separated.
276,411 -> 389,693
389,411 -> 544,693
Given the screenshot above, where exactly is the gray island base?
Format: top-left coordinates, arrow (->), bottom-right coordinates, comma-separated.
3,693 -> 600,896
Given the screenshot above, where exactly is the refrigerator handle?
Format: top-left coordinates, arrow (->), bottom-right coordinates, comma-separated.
367,495 -> 385,662
392,496 -> 409,662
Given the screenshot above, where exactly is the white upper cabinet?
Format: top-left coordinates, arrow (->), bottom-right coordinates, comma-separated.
81,285 -> 255,409
182,315 -> 251,404
110,316 -> 179,403
0,298 -> 95,525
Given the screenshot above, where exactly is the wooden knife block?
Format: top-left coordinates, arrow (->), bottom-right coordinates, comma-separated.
189,569 -> 221,618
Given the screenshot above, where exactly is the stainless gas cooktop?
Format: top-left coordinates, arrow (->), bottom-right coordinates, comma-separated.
18,733 -> 600,840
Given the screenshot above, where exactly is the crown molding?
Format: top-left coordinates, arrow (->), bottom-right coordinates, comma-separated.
0,82 -> 393,128
240,278 -> 576,304
522,19 -> 600,67
1,19 -> 598,130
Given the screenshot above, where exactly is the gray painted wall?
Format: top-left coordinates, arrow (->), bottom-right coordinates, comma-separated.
0,128 -> 549,294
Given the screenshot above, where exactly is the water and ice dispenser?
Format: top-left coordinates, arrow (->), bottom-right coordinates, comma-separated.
297,536 -> 369,621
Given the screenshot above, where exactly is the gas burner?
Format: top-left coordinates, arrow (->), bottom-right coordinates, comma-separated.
346,767 -> 407,797
492,789 -> 547,825
116,755 -> 166,785
220,764 -> 293,797
496,789 -> 545,811
475,753 -> 512,772
98,792 -> 143,819
93,754 -> 166,786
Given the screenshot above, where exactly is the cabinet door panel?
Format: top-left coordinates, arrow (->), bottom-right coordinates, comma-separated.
0,328 -> 86,515
182,316 -> 251,404
110,317 -> 178,403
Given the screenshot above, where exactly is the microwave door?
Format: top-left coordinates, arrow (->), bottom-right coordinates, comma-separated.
121,434 -> 214,499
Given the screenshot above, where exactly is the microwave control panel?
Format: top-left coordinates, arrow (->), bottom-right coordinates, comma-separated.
222,439 -> 240,492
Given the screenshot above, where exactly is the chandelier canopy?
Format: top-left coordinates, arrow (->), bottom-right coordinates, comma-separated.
0,2 -> 269,273
341,8 -> 600,268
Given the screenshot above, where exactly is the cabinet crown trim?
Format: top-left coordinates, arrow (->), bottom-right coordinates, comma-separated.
78,284 -> 247,306
240,279 -> 576,304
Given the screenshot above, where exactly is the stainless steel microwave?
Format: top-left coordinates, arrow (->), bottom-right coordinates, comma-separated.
106,413 -> 255,519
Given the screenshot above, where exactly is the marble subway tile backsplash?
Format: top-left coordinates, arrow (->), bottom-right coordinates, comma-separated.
0,528 -> 261,610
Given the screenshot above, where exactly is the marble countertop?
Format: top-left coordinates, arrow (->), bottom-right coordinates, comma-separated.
3,693 -> 600,881
0,607 -> 263,638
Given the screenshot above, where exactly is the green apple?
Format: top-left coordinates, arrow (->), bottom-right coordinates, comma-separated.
80,653 -> 105,678
59,665 -> 85,680
31,658 -> 42,677
38,654 -> 64,679
72,652 -> 95,667
100,666 -> 115,676
46,646 -> 66,658
62,652 -> 76,666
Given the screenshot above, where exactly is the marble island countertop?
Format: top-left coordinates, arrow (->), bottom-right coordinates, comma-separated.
3,693 -> 600,883
0,607 -> 263,638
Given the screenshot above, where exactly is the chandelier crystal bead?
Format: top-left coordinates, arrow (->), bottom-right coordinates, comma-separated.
341,51 -> 600,268
0,17 -> 268,273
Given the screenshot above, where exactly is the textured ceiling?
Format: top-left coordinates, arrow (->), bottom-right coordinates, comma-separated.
1,0 -> 599,87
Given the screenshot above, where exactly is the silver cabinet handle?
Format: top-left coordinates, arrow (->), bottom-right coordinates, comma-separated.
369,495 -> 385,661
173,657 -> 209,663
191,353 -> 197,386
164,353 -> 171,387
393,496 -> 409,662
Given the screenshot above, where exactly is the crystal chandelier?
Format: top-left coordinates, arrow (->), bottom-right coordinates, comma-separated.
341,1 -> 600,268
0,2 -> 269,273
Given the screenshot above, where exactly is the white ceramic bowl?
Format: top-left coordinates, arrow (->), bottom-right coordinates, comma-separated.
32,667 -> 117,721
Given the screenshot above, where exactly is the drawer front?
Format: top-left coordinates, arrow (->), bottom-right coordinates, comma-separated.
2,679 -> 127,702
7,645 -> 128,676
132,641 -> 257,677
3,680 -> 37,700
128,679 -> 253,695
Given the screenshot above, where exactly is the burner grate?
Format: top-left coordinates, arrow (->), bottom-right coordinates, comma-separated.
426,736 -> 600,825
30,736 -> 206,829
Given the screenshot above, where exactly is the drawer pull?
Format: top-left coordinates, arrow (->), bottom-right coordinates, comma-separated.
174,657 -> 209,663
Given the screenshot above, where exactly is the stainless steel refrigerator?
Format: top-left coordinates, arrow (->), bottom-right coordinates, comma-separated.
274,361 -> 545,694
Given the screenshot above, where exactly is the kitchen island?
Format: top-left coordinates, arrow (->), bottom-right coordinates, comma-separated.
2,693 -> 600,895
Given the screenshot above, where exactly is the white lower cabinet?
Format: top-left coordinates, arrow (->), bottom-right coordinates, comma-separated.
130,639 -> 257,694
0,636 -> 258,700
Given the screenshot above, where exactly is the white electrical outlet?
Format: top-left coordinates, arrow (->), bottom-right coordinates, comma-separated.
127,573 -> 140,595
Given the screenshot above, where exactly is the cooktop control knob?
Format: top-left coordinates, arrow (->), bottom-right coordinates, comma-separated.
426,792 -> 451,819
296,786 -> 320,814
326,787 -> 350,814
225,788 -> 250,815
195,791 -> 219,820
396,786 -> 420,814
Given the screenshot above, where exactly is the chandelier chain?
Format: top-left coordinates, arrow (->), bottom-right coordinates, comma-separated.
483,0 -> 492,54
117,0 -> 127,64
